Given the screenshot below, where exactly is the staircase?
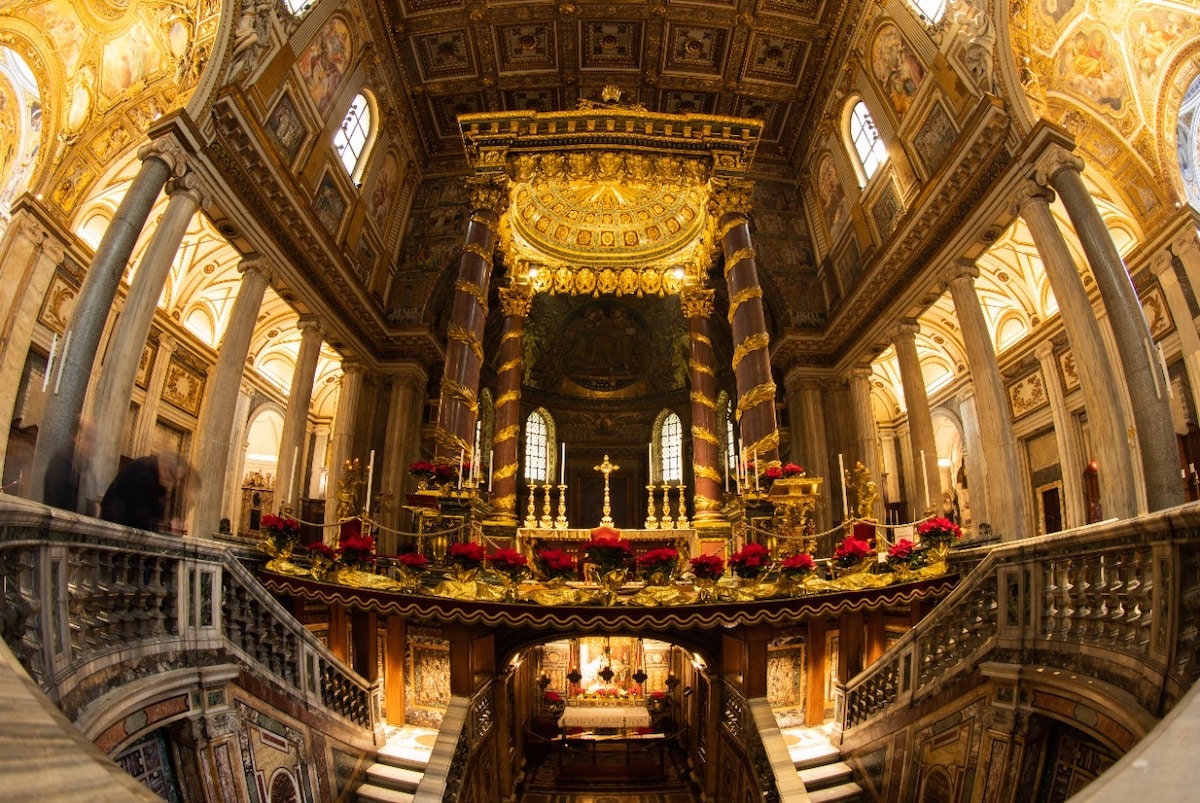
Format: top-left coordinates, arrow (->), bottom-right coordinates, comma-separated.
355,729 -> 433,803
786,728 -> 865,803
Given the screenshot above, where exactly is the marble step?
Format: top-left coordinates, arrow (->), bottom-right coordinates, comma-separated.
799,760 -> 854,790
790,741 -> 842,770
805,780 -> 866,803
364,762 -> 423,791
355,782 -> 415,803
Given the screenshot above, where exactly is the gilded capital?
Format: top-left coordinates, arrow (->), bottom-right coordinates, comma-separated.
679,287 -> 714,319
708,177 -> 754,219
467,175 -> 509,214
499,284 -> 534,317
138,135 -> 190,179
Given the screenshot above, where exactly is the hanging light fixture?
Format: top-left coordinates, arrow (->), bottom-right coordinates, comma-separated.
537,673 -> 551,690
567,667 -> 582,686
598,645 -> 615,684
632,637 -> 647,685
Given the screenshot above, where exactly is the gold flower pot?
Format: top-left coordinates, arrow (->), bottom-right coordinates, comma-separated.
694,577 -> 719,603
598,568 -> 628,605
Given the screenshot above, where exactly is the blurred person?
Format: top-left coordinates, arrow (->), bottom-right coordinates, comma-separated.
100,452 -> 196,533
43,421 -> 96,514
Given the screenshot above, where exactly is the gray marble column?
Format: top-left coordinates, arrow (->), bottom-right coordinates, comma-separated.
1149,252 -> 1200,426
378,364 -> 429,544
1035,341 -> 1086,529
1169,227 -> 1200,297
784,369 -> 831,530
1015,181 -> 1138,519
892,321 -> 941,517
0,210 -> 66,479
85,172 -> 209,504
128,334 -> 179,457
276,316 -> 324,511
325,360 -> 365,532
1038,146 -> 1182,512
845,366 -> 882,520
948,263 -> 1030,540
955,388 -> 987,533
31,136 -> 188,501
187,260 -> 270,538
222,382 -> 254,534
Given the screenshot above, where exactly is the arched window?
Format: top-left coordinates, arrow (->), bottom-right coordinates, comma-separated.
524,410 -> 550,483
655,411 -> 683,484
334,92 -> 372,177
849,101 -> 887,183
909,0 -> 946,23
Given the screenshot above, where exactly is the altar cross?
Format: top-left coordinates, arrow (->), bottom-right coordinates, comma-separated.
593,454 -> 620,527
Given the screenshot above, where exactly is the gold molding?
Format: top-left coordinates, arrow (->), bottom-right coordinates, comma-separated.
689,391 -> 717,409
448,322 -> 483,362
735,381 -> 777,420
732,332 -> 770,370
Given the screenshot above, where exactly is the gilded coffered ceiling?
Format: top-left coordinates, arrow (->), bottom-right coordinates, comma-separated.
373,0 -> 858,172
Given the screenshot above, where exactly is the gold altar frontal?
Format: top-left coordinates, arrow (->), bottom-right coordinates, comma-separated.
518,527 -> 699,556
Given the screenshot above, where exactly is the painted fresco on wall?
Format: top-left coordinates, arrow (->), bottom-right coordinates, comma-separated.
767,644 -> 805,707
1128,8 -> 1195,85
0,74 -> 17,194
752,180 -> 824,327
817,152 -> 848,236
368,151 -> 401,230
298,17 -> 352,113
1055,26 -> 1127,112
266,92 -> 307,164
312,171 -> 347,236
101,20 -> 164,99
24,0 -> 85,73
871,24 -> 925,120
913,102 -> 956,175
871,181 -> 902,238
1037,0 -> 1077,26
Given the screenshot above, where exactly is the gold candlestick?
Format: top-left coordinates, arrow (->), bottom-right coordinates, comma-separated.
676,484 -> 689,529
645,484 -> 659,529
540,482 -> 553,528
525,484 -> 538,529
593,454 -> 620,528
659,484 -> 674,529
555,484 -> 568,529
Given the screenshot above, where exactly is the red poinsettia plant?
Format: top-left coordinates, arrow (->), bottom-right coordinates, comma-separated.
307,541 -> 336,560
448,541 -> 486,570
582,527 -> 634,573
488,547 -> 530,579
690,553 -> 725,581
408,460 -> 435,478
887,538 -> 921,566
779,552 -> 817,579
396,551 -> 430,571
535,547 -> 576,580
782,463 -> 805,477
338,532 -> 377,569
833,535 -> 873,568
260,513 -> 300,548
544,690 -> 563,704
636,547 -> 679,579
729,542 -> 771,579
918,516 -> 963,545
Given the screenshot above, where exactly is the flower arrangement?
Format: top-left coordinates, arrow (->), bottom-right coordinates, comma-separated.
779,552 -> 817,579
729,542 -> 771,579
260,513 -> 300,549
647,690 -> 667,702
782,463 -> 805,477
338,532 -> 377,569
488,547 -> 530,579
544,690 -> 563,704
535,547 -> 576,580
448,541 -> 486,570
918,516 -> 963,545
690,553 -> 725,581
636,547 -> 679,582
396,551 -> 430,571
582,527 -> 634,574
762,464 -> 784,481
307,542 -> 336,561
833,535 -> 873,568
408,459 -> 462,486
887,538 -> 922,566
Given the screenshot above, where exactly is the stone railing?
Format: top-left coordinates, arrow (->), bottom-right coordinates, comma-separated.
415,683 -> 496,802
837,505 -> 1200,737
719,685 -> 807,802
0,496 -> 382,738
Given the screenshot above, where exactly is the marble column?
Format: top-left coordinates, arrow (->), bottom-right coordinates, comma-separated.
892,321 -> 940,517
31,136 -> 188,501
379,364 -> 429,540
85,172 -> 209,505
490,285 -> 532,525
956,387 -> 988,534
128,335 -> 179,457
681,287 -> 723,522
1035,341 -> 1086,529
222,382 -> 254,534
1169,227 -> 1200,297
325,361 -> 365,532
0,207 -> 66,479
878,429 -> 901,518
188,260 -> 270,538
308,423 -> 331,500
783,369 -> 831,531
714,180 -> 780,465
435,178 -> 506,462
276,316 -> 324,511
1015,181 -> 1138,519
948,263 -> 1030,540
845,366 -> 882,520
1038,146 -> 1182,512
1151,252 -> 1200,422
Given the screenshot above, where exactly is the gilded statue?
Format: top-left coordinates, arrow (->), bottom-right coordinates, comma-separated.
851,461 -> 878,519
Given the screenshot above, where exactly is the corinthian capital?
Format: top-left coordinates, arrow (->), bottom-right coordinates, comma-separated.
467,175 -> 509,214
1009,180 -> 1055,217
138,135 -> 190,179
708,177 -> 754,220
679,286 -> 714,319
498,284 -> 534,318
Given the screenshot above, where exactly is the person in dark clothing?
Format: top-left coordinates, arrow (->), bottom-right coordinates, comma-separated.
100,454 -> 192,532
42,422 -> 95,514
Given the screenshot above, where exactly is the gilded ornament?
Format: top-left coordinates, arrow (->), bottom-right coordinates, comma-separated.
736,381 -> 778,417
691,427 -> 721,446
731,332 -> 770,369
689,391 -> 717,409
439,376 -> 479,410
679,288 -> 714,318
461,241 -> 494,265
448,322 -> 484,362
456,278 -> 488,310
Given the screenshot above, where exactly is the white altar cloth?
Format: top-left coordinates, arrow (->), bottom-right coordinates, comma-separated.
560,705 -> 652,730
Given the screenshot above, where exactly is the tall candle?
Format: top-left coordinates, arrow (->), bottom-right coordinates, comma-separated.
723,454 -> 729,493
53,329 -> 71,394
752,449 -> 758,491
837,453 -> 848,517
42,332 -> 57,392
291,446 -> 299,504
561,442 -> 566,485
920,450 -> 930,511
457,448 -> 464,489
365,449 -> 375,515
488,449 -> 494,493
